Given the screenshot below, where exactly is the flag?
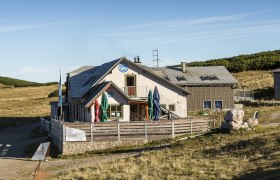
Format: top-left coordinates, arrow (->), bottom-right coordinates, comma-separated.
58,69 -> 63,117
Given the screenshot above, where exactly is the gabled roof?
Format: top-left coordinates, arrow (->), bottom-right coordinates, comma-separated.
70,57 -> 191,99
68,66 -> 96,97
72,58 -> 122,98
141,66 -> 238,86
69,66 -> 95,75
81,81 -> 131,108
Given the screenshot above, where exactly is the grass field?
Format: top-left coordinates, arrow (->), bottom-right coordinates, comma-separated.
232,71 -> 273,90
55,126 -> 280,179
0,85 -> 57,117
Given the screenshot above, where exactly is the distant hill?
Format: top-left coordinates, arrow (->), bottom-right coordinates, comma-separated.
171,49 -> 280,73
0,76 -> 57,88
232,71 -> 273,90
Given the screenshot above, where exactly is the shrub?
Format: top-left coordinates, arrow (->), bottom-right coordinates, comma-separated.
48,89 -> 66,98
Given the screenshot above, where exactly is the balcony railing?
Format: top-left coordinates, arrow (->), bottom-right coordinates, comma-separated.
121,86 -> 187,117
121,86 -> 150,98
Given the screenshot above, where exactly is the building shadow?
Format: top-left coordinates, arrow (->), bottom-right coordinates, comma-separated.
0,117 -> 50,159
233,162 -> 280,180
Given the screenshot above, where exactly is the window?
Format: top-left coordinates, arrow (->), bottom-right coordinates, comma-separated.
210,75 -> 219,80
163,76 -> 170,81
125,75 -> 136,96
200,75 -> 219,81
106,105 -> 123,118
126,76 -> 136,86
203,101 -> 211,109
176,76 -> 186,81
169,104 -> 176,111
215,101 -> 223,109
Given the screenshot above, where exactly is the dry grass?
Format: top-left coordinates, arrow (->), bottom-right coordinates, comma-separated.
55,127 -> 280,179
232,71 -> 273,90
0,83 -> 10,89
0,86 -> 57,117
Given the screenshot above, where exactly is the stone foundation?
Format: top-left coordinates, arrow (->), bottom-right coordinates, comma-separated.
62,140 -> 147,155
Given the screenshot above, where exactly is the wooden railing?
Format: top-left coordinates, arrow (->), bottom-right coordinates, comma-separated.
121,86 -> 150,98
64,119 -> 209,142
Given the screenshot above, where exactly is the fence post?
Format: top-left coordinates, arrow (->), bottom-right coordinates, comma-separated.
91,123 -> 93,142
190,119 -> 193,134
172,121 -> 175,138
117,122 -> 121,141
144,122 -> 148,140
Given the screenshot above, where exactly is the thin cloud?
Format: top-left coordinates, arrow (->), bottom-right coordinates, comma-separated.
99,10 -> 275,35
0,23 -> 51,32
99,15 -> 237,34
117,21 -> 280,46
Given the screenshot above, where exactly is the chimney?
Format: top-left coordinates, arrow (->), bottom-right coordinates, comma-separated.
134,56 -> 141,65
181,62 -> 187,73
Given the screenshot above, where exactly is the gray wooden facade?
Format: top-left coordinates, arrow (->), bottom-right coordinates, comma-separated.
142,63 -> 238,112
186,86 -> 234,111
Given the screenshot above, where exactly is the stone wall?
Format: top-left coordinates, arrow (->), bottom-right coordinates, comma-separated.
62,140 -> 147,155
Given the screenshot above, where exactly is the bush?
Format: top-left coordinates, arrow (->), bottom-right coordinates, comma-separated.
48,89 -> 66,98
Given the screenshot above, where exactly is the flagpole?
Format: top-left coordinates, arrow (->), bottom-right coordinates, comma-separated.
58,68 -> 63,120
60,69 -> 63,120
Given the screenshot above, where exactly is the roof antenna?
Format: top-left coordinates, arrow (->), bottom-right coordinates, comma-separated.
153,49 -> 159,68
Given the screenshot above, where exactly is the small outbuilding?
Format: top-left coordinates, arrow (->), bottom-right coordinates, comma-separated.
272,68 -> 280,100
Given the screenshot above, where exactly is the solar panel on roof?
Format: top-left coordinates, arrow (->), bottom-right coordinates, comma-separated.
176,76 -> 186,81
164,76 -> 170,81
200,75 -> 219,81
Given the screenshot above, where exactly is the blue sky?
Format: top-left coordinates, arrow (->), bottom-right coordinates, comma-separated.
1,0 -> 280,82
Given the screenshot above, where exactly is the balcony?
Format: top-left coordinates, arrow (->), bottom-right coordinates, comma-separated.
121,86 -> 150,98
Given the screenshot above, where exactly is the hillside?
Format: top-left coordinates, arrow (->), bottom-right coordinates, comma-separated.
0,85 -> 57,117
232,71 -> 273,90
0,76 -> 57,88
171,49 -> 280,73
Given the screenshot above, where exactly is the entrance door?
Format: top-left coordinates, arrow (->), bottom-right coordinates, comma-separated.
125,75 -> 136,97
130,104 -> 138,121
130,103 -> 148,121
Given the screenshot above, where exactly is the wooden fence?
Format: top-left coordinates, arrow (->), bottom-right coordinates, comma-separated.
40,118 -> 51,136
64,119 -> 209,142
